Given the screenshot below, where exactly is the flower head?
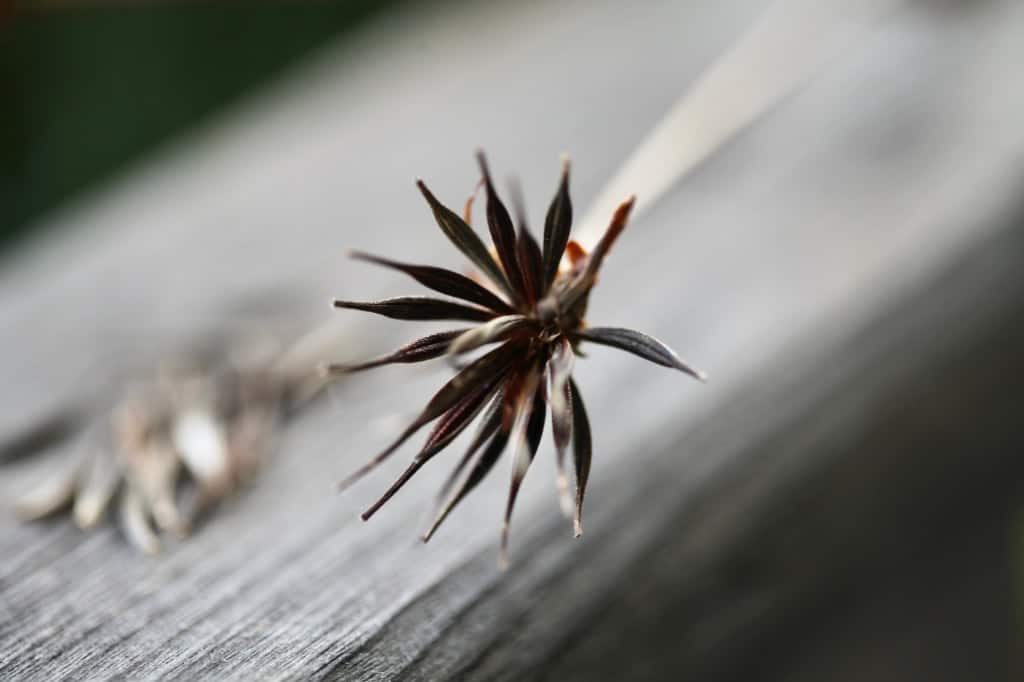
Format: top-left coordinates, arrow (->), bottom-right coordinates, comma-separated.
331,152 -> 704,562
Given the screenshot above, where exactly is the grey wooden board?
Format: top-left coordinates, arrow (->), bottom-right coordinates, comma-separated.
2,0 -> 1024,678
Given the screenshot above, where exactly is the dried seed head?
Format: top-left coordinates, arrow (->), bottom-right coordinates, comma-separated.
333,152 -> 706,564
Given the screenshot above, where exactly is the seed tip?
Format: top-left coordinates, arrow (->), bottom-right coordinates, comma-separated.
336,468 -> 365,492
559,153 -> 571,173
556,475 -> 573,517
475,149 -> 491,178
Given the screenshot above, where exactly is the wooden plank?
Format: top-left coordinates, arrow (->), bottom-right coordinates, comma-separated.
2,0 -> 1024,678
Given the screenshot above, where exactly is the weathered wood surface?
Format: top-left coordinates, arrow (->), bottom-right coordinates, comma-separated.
2,0 -> 1024,678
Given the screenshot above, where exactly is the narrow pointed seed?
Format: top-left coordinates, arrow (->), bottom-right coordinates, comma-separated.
422,423 -> 510,543
501,371 -> 546,563
542,156 -> 573,289
576,326 -> 707,381
417,178 -> 512,295
569,378 -> 592,538
509,178 -> 544,304
360,377 -> 500,520
333,297 -> 494,323
432,389 -> 504,509
476,151 -> 526,302
349,251 -> 513,313
324,330 -> 466,375
418,377 -> 502,458
338,341 -> 520,490
548,337 -> 575,517
516,227 -> 544,306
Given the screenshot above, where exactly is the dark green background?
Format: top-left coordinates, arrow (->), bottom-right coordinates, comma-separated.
0,1 -> 403,250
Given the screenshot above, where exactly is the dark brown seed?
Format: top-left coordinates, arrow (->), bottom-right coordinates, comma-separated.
501,371 -> 546,563
333,297 -> 494,323
542,157 -> 573,289
324,330 -> 466,375
350,251 -> 514,313
337,341 -> 521,490
417,179 -> 512,296
360,375 -> 501,520
576,326 -> 707,381
509,179 -> 545,304
423,418 -> 510,542
432,389 -> 504,509
516,228 -> 544,306
569,377 -> 592,538
477,151 -> 526,302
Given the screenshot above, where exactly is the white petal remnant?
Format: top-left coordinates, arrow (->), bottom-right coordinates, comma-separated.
174,410 -> 230,488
